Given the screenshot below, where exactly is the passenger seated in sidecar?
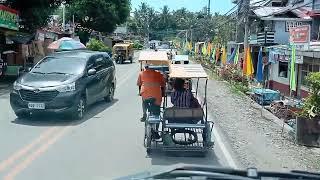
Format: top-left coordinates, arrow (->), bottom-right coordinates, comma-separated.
171,78 -> 200,109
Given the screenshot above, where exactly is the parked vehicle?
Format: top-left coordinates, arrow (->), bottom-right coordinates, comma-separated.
10,50 -> 116,120
172,55 -> 189,64
113,43 -> 134,64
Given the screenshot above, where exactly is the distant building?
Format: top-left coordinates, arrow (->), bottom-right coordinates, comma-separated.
113,26 -> 128,37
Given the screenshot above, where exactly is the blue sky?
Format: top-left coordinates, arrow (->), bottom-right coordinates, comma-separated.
131,0 -> 234,14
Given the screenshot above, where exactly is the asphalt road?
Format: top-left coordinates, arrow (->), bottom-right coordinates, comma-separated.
0,53 -> 237,180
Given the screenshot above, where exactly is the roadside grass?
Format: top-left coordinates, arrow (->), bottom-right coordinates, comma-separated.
229,81 -> 249,97
199,62 -> 249,97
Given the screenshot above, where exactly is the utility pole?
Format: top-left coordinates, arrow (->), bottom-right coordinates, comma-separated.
62,4 -> 65,32
185,30 -> 188,46
190,29 -> 193,44
208,0 -> 211,15
72,15 -> 75,36
243,0 -> 250,60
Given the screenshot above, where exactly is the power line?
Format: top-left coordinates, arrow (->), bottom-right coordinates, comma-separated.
212,0 -> 313,40
223,0 -> 242,16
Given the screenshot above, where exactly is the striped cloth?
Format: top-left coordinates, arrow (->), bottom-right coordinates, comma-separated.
171,90 -> 192,108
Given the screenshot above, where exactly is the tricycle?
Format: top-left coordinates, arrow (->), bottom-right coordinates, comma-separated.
113,43 -> 134,64
138,55 -> 214,156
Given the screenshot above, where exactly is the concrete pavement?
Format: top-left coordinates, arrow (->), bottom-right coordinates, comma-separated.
0,55 -> 233,180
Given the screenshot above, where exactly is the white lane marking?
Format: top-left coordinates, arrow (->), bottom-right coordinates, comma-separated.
211,121 -> 238,169
196,91 -> 238,168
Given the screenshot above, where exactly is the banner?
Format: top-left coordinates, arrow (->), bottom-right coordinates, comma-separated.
0,5 -> 19,31
290,45 -> 296,91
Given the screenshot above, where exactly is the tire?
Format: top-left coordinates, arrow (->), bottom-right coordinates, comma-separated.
104,85 -> 115,102
145,123 -> 152,148
146,148 -> 152,155
71,96 -> 86,120
120,57 -> 124,64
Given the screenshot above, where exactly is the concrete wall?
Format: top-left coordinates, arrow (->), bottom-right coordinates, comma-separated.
274,21 -> 290,44
269,61 -> 291,86
269,60 -> 310,98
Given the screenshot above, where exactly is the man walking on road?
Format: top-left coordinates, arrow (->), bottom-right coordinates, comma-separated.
137,65 -> 165,122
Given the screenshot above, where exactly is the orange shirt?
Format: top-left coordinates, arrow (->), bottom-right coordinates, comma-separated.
137,69 -> 165,105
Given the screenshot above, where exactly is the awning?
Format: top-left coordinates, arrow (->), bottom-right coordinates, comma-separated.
169,64 -> 208,78
7,33 -> 35,44
138,51 -> 169,65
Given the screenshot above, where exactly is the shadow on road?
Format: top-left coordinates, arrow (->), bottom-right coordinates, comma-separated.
115,62 -> 136,66
11,99 -> 119,127
0,78 -> 14,96
149,150 -> 221,166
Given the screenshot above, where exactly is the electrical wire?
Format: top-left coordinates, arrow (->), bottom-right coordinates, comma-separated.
212,0 -> 312,34
222,0 -> 242,16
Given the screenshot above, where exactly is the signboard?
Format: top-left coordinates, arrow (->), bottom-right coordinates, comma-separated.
285,21 -> 306,32
45,32 -> 58,40
0,5 -> 19,31
289,25 -> 310,43
37,32 -> 45,41
271,51 -> 303,64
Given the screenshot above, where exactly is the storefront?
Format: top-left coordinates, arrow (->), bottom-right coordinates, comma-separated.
0,5 -> 20,77
267,44 -> 320,98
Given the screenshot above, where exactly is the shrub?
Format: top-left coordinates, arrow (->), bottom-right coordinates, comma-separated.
219,64 -> 244,83
86,39 -> 112,53
300,72 -> 320,119
133,41 -> 143,49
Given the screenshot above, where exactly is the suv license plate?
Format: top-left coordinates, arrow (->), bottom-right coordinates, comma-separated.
28,103 -> 45,109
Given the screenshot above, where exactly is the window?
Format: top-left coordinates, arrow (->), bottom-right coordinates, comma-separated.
103,54 -> 114,68
94,56 -> 107,72
278,61 -> 288,78
301,63 -> 320,86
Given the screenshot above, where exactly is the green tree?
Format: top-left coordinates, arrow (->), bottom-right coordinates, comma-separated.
4,0 -> 67,32
67,0 -> 130,33
128,3 -> 236,43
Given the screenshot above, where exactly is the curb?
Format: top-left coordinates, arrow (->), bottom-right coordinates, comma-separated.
250,102 -> 295,134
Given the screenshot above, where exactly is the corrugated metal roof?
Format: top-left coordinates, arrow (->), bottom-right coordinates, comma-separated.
291,7 -> 312,19
253,6 -> 311,20
138,51 -> 169,65
253,7 -> 285,17
169,64 -> 208,78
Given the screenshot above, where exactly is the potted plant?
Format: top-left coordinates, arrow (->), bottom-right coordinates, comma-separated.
296,72 -> 320,147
